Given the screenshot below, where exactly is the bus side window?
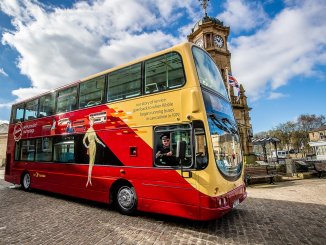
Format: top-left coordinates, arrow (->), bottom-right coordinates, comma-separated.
154,124 -> 192,168
53,137 -> 75,163
35,138 -> 53,162
12,103 -> 25,123
56,86 -> 78,113
39,93 -> 55,118
107,63 -> 142,102
24,98 -> 39,121
145,52 -> 185,94
20,139 -> 36,161
79,76 -> 105,108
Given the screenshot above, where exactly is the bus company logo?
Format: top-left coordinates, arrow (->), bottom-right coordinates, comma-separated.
33,172 -> 46,178
13,122 -> 23,142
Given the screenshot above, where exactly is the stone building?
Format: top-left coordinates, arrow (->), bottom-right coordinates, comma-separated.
188,11 -> 254,163
308,125 -> 326,160
0,123 -> 9,167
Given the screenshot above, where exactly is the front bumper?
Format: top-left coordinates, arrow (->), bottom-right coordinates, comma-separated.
198,184 -> 247,220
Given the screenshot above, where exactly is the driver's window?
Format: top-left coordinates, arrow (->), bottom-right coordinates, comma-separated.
154,124 -> 192,167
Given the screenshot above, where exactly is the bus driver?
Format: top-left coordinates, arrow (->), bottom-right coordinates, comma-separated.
155,133 -> 175,165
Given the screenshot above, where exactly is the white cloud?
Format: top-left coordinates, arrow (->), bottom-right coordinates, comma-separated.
11,87 -> 48,102
0,68 -> 8,76
229,0 -> 326,100
0,101 -> 13,109
267,92 -> 288,100
217,0 -> 268,33
0,0 -> 197,101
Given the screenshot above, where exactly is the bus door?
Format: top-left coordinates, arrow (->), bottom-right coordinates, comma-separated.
141,122 -> 208,215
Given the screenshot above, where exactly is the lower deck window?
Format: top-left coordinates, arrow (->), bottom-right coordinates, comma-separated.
20,140 -> 35,161
36,138 -> 53,162
54,138 -> 75,163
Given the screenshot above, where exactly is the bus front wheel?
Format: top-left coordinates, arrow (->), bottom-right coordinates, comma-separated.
21,172 -> 31,191
115,184 -> 137,215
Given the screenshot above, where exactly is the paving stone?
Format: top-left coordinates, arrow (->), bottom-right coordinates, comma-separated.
0,178 -> 325,245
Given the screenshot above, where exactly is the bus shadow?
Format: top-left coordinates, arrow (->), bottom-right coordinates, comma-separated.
137,197 -> 326,244
9,186 -> 326,244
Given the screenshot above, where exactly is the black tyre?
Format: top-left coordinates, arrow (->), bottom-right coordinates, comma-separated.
116,184 -> 137,215
21,172 -> 31,191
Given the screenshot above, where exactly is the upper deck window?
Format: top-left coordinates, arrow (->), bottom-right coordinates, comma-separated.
24,99 -> 39,121
39,93 -> 55,118
11,103 -> 25,123
144,52 -> 185,94
192,47 -> 228,99
108,63 -> 141,102
79,76 -> 105,108
57,86 -> 78,113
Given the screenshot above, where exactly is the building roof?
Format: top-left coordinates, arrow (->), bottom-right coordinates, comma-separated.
309,125 -> 326,133
192,15 -> 224,32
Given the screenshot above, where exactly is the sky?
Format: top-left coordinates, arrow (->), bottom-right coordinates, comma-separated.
0,0 -> 325,133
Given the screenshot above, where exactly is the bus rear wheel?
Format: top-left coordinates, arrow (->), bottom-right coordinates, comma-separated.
21,172 -> 31,191
116,184 -> 137,215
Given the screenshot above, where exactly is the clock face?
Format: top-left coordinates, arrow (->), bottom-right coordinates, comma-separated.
214,35 -> 224,48
195,38 -> 204,48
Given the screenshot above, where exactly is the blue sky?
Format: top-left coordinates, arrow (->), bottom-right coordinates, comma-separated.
0,0 -> 325,133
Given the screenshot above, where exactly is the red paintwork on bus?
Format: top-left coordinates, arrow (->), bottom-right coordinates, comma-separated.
5,104 -> 246,220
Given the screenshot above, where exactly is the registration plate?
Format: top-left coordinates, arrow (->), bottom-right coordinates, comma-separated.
233,199 -> 240,208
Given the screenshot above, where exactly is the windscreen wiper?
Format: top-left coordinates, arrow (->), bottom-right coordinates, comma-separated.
221,118 -> 238,134
208,114 -> 230,133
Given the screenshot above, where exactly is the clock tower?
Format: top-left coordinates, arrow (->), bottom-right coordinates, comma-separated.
188,2 -> 254,163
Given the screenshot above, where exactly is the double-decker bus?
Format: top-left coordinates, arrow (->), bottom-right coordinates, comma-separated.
5,42 -> 246,220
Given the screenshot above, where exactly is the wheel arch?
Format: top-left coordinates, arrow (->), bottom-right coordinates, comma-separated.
109,178 -> 135,205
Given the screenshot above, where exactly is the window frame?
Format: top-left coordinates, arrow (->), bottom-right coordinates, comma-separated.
38,93 -> 56,118
20,139 -> 36,162
56,85 -> 78,114
79,75 -> 106,109
35,137 -> 54,162
53,136 -> 75,163
153,123 -> 193,169
107,62 -> 143,103
144,51 -> 186,95
24,98 -> 39,121
11,103 -> 25,123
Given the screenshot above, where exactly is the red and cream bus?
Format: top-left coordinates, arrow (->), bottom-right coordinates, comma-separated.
5,42 -> 246,220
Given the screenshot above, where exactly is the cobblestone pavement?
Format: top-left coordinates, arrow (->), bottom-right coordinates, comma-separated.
0,175 -> 325,245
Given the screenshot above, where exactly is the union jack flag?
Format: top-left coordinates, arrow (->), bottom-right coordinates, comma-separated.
228,73 -> 238,86
228,73 -> 241,100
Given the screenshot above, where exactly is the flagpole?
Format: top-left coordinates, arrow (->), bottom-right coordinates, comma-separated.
225,67 -> 232,102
